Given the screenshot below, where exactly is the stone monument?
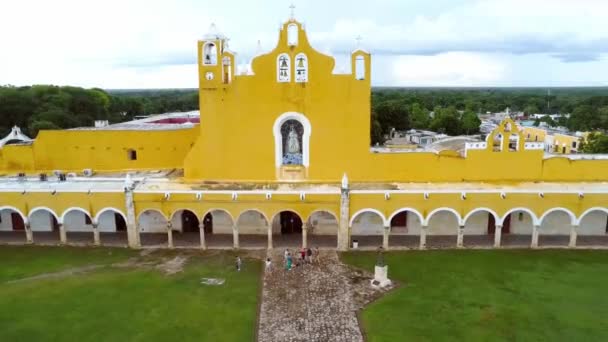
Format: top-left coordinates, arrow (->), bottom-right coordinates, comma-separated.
371,247 -> 392,288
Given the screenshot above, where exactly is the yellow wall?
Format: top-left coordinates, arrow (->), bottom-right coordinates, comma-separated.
522,127 -> 547,142
1,127 -> 199,173
553,134 -> 581,154
185,20 -> 608,183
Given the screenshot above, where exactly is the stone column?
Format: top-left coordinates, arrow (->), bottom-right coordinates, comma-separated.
337,187 -> 350,251
166,222 -> 174,249
24,223 -> 33,244
233,225 -> 239,249
382,225 -> 390,250
267,224 -> 273,249
493,225 -> 503,248
124,188 -> 140,248
531,225 -> 540,248
199,221 -> 206,250
456,225 -> 464,248
569,224 -> 578,248
419,226 -> 427,250
92,223 -> 100,246
302,224 -> 308,249
58,223 -> 67,245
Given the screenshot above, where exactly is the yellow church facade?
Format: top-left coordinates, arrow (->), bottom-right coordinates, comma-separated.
1,17 -> 608,251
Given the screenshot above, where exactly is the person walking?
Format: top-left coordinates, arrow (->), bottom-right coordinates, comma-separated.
265,257 -> 272,271
236,256 -> 242,272
306,247 -> 313,264
300,247 -> 306,265
286,252 -> 293,271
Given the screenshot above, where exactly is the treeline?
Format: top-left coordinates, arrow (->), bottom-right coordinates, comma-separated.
0,85 -> 198,137
371,88 -> 608,145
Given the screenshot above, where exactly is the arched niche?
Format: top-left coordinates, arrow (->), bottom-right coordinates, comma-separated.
273,112 -> 311,168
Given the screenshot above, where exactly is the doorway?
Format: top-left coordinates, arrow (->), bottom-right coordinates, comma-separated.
280,211 -> 302,234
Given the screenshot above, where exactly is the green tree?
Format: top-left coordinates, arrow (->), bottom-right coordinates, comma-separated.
579,133 -> 608,153
461,110 -> 481,135
409,103 -> 430,129
29,120 -> 60,137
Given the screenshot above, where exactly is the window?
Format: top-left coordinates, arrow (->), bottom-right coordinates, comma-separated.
277,53 -> 290,82
572,141 -> 577,148
222,56 -> 232,84
562,146 -> 566,154
287,24 -> 298,46
355,56 -> 365,80
127,149 -> 137,161
294,53 -> 308,83
202,42 -> 217,65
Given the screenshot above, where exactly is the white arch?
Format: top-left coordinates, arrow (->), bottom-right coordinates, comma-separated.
236,209 -> 270,225
424,207 -> 463,226
349,208 -> 388,227
463,207 -> 500,225
137,208 -> 168,221
539,207 -> 577,226
94,207 -> 127,224
270,209 -> 305,225
387,208 -> 424,226
28,206 -> 60,222
61,207 -> 92,224
0,206 -> 28,224
306,209 -> 339,224
576,207 -> 608,225
501,207 -> 539,226
201,208 -> 236,226
272,112 -> 312,167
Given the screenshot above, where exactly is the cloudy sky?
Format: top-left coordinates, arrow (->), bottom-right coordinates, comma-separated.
1,0 -> 607,88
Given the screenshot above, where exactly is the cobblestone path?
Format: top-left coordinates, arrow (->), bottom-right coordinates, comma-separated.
257,250 -> 390,342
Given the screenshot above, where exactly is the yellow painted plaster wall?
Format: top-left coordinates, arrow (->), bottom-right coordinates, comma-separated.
185,20 -> 608,183
1,127 -> 199,173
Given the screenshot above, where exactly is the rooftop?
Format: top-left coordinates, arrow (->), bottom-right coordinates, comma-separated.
69,111 -> 200,131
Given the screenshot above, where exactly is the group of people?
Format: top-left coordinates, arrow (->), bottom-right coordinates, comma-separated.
283,247 -> 319,271
238,247 -> 321,272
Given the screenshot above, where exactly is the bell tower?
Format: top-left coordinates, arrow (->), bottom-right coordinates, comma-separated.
198,23 -> 228,89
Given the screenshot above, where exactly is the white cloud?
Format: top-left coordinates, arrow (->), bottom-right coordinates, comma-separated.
391,52 -> 507,86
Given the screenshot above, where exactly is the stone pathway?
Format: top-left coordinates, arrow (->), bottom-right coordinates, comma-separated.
257,250 -> 392,342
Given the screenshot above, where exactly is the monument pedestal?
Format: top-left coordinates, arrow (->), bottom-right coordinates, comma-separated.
371,265 -> 392,288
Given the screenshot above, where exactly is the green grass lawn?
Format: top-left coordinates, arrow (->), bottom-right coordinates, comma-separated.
342,250 -> 608,342
0,246 -> 261,342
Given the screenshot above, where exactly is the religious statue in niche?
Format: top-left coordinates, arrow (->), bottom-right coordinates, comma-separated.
281,120 -> 303,165
278,54 -> 290,82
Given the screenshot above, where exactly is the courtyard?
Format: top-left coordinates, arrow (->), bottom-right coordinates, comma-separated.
1,246 -> 608,341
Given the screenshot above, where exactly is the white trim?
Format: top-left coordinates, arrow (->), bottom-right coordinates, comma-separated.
137,208 -> 168,222
349,208 -> 387,227
28,206 -> 60,222
387,208 -> 424,226
0,206 -> 28,224
94,207 -> 127,224
463,207 -> 500,225
236,209 -> 270,225
501,207 -> 539,226
201,208 -> 236,225
424,207 -> 463,226
272,112 -> 312,168
539,207 -> 577,226
61,207 -> 92,223
576,207 -> 608,225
